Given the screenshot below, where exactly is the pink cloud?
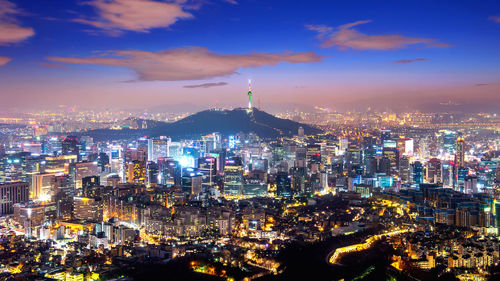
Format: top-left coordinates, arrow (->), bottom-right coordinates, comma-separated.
489,16 -> 500,23
0,0 -> 34,45
0,56 -> 11,66
184,82 -> 228,88
33,62 -> 70,69
394,58 -> 427,64
74,0 -> 193,35
47,47 -> 323,81
307,20 -> 449,50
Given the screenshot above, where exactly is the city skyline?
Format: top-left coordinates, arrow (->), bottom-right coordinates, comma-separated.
0,0 -> 499,112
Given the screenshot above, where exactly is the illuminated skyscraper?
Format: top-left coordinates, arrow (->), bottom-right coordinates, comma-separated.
62,136 -> 80,160
224,157 -> 243,197
147,161 -> 159,187
411,161 -> 424,184
276,172 -> 292,198
147,137 -> 170,163
73,197 -> 103,221
456,137 -> 465,168
126,161 -> 146,184
426,158 -> 442,184
198,156 -> 217,187
0,182 -> 29,215
441,130 -> 457,154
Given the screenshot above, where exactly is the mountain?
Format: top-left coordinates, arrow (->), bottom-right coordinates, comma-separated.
81,108 -> 322,141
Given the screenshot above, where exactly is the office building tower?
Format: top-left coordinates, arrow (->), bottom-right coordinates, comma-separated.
456,137 -> 465,168
82,176 -> 100,189
31,173 -> 55,201
13,202 -> 57,237
381,130 -> 391,142
126,161 -> 146,184
379,157 -> 391,175
53,175 -> 74,221
198,156 -> 217,187
0,182 -> 29,215
147,161 -> 159,187
426,158 -> 442,184
399,156 -> 410,182
441,130 -> 457,154
62,136 -> 80,159
148,137 -> 170,162
411,161 -> 424,184
224,157 -> 243,197
181,168 -> 203,197
276,172 -> 292,198
441,161 -> 453,187
382,147 -> 399,172
158,158 -> 181,186
73,197 -> 103,222
0,152 -> 30,183
73,161 -> 99,189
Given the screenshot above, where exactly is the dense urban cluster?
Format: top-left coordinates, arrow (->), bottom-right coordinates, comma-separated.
0,107 -> 499,281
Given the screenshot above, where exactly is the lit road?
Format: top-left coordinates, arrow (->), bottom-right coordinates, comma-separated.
328,228 -> 410,264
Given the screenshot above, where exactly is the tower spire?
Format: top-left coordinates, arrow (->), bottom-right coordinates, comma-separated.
247,79 -> 252,109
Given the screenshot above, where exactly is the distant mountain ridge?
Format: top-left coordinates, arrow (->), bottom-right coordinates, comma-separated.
81,108 -> 322,141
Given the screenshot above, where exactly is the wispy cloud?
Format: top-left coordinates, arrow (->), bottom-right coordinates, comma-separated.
307,20 -> 450,50
0,0 -> 35,45
74,0 -> 194,35
184,82 -> 228,88
394,58 -> 427,64
33,62 -> 70,69
489,16 -> 500,23
0,56 -> 11,66
225,0 -> 238,4
48,47 -> 322,81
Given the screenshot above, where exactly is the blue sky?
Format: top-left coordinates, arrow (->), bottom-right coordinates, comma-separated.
0,0 -> 499,112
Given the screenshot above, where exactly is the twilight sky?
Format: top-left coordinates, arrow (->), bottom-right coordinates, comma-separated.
0,0 -> 499,112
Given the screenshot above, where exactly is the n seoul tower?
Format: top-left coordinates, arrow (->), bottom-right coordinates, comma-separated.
247,79 -> 253,109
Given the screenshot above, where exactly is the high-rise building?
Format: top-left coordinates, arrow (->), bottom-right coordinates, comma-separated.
73,161 -> 99,189
382,147 -> 399,174
276,172 -> 292,198
426,158 -> 442,184
441,161 -> 453,187
399,156 -> 410,182
381,130 -> 391,142
13,202 -> 57,236
73,197 -> 103,222
53,175 -> 74,221
198,156 -> 217,187
298,126 -> 304,138
0,182 -> 29,215
158,158 -> 181,186
306,144 -> 321,166
441,130 -> 457,154
181,169 -> 203,198
224,157 -> 243,197
31,173 -> 56,201
147,137 -> 170,163
0,152 -> 30,183
62,136 -> 80,159
82,176 -> 100,189
411,161 -> 424,184
126,161 -> 146,184
147,161 -> 159,187
456,137 -> 465,168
